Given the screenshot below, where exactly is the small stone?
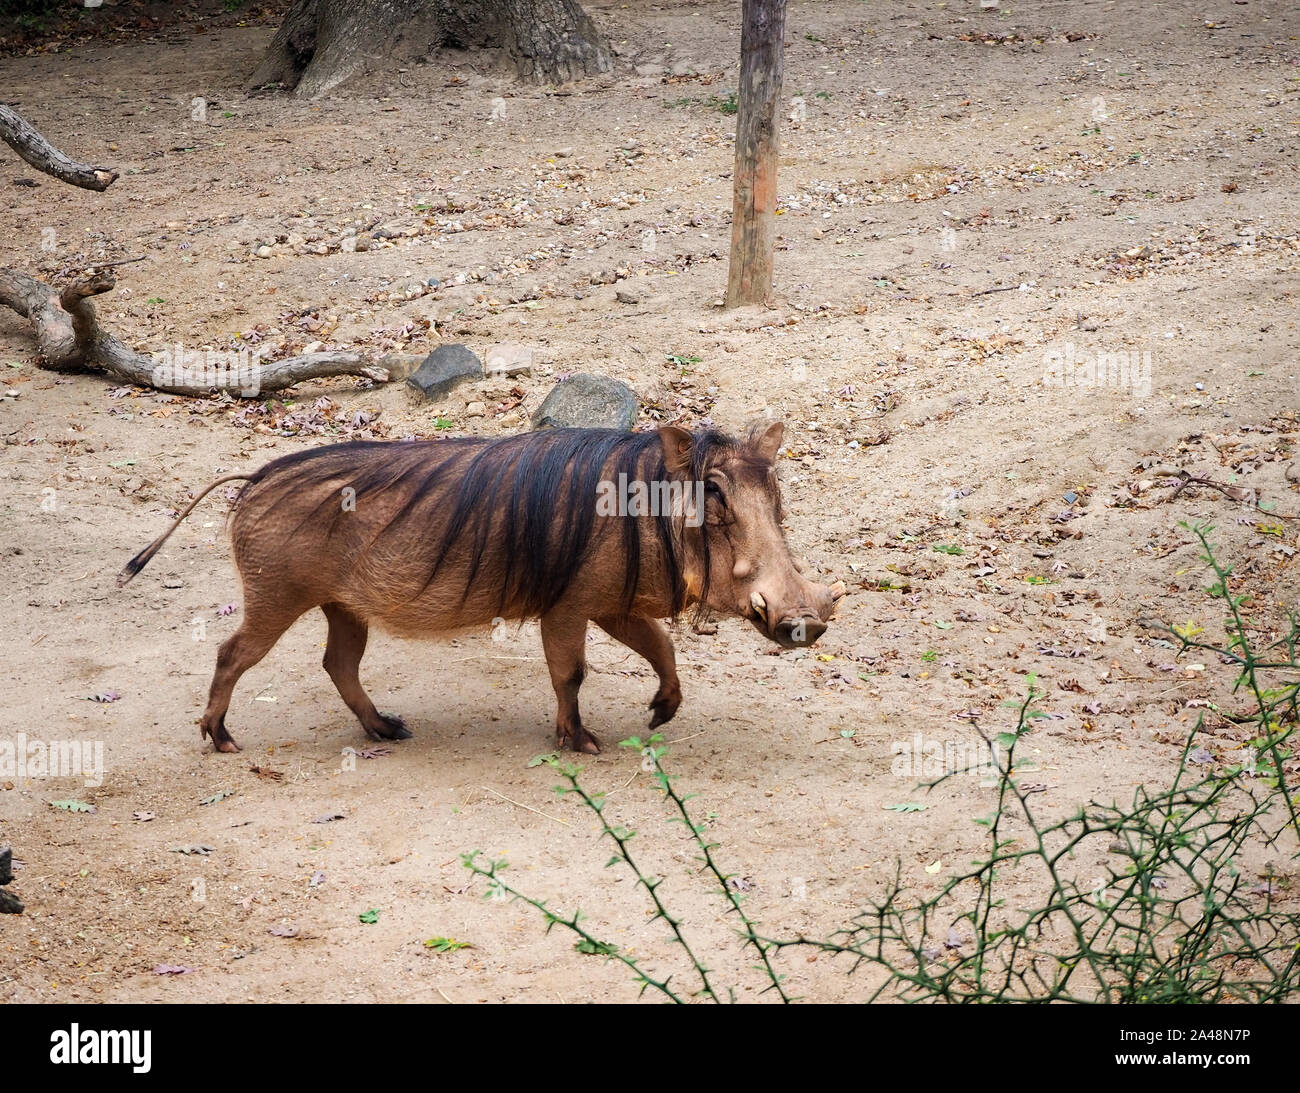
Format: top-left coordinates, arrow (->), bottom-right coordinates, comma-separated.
615,289 -> 641,305
531,374 -> 639,431
590,269 -> 617,285
406,344 -> 483,401
254,246 -> 272,259
484,344 -> 533,378
465,401 -> 487,418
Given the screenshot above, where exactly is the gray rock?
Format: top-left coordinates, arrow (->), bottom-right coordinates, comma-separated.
0,846 -> 11,886
532,374 -> 638,431
616,289 -> 641,305
0,889 -> 22,914
406,344 -> 483,401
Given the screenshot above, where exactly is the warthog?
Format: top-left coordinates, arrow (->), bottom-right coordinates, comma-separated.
119,422 -> 844,754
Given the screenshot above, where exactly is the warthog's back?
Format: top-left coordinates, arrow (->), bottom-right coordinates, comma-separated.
228,431 -> 685,635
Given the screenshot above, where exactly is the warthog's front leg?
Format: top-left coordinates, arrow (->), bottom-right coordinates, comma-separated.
540,608 -> 601,754
594,615 -> 681,729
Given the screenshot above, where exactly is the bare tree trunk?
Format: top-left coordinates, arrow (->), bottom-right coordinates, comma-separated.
725,0 -> 787,309
248,0 -> 611,96
0,103 -> 117,190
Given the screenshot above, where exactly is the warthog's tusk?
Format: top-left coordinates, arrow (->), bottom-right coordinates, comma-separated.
750,591 -> 767,619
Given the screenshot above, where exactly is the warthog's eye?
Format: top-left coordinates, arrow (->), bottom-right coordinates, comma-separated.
704,480 -> 726,506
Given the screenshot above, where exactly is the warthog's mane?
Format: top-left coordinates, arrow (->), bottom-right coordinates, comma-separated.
239,427 -> 739,619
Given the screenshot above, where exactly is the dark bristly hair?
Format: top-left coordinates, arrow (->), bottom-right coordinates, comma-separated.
235,428 -> 736,619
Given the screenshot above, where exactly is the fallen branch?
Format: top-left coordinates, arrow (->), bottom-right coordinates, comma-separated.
1152,467 -> 1298,521
0,267 -> 391,395
0,103 -> 117,190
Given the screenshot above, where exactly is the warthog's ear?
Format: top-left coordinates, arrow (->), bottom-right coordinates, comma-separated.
749,420 -> 785,464
658,426 -> 694,475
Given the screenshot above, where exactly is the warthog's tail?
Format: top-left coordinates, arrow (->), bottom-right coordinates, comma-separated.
116,473 -> 255,587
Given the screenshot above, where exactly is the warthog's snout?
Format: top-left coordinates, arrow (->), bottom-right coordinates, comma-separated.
774,614 -> 827,648
749,580 -> 844,648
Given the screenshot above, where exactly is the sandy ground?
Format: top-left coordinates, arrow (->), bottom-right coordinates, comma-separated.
1,0 -> 1297,1002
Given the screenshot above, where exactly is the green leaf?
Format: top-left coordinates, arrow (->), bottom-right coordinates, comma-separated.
49,799 -> 96,813
200,789 -> 236,806
575,938 -> 619,956
883,802 -> 927,813
424,936 -> 472,952
526,752 -> 558,768
358,908 -> 381,924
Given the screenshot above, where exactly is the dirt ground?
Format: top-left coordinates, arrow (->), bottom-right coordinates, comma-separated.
1,0 -> 1297,1003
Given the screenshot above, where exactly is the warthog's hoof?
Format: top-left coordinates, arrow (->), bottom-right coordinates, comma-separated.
201,717 -> 241,754
648,688 -> 681,730
367,713 -> 412,741
557,723 -> 602,755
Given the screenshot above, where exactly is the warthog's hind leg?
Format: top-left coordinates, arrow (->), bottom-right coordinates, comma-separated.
540,609 -> 601,754
321,603 -> 411,741
199,604 -> 306,753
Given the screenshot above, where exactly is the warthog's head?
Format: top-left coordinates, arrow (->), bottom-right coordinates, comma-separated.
660,421 -> 845,649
